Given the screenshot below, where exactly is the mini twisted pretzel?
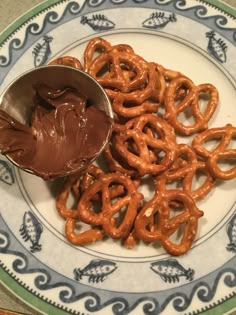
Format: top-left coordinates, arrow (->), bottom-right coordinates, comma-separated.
87,45 -> 149,93
192,124 -> 236,180
103,124 -> 140,178
58,164 -> 128,208
83,37 -> 112,72
56,168 -> 105,245
78,172 -> 143,239
164,76 -> 219,135
103,141 -> 139,178
49,56 -> 82,69
82,164 -> 134,199
154,63 -> 184,104
134,190 -> 203,256
84,37 -> 135,72
113,114 -> 177,176
105,62 -> 160,104
56,164 -> 104,219
156,144 -> 215,202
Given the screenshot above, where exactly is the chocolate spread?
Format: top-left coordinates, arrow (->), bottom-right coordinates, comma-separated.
0,84 -> 112,180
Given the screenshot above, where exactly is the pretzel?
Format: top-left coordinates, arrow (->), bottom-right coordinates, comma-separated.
134,190 -> 204,255
103,142 -> 139,178
156,144 -> 215,202
154,63 -> 184,104
83,37 -> 135,72
87,45 -> 149,94
56,164 -> 105,218
164,76 -> 219,135
112,93 -> 159,118
83,38 -> 159,103
49,56 -> 82,69
78,172 -> 143,239
192,124 -> 236,180
103,123 -> 140,177
65,218 -> 104,245
55,166 -> 105,245
105,62 -> 160,104
113,114 -> 177,176
83,37 -> 112,72
79,164 -> 104,199
56,174 -> 81,219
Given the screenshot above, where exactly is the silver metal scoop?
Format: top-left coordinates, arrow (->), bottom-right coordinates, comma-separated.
0,65 -> 113,179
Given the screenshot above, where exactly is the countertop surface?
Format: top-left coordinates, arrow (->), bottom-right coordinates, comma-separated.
0,0 -> 235,314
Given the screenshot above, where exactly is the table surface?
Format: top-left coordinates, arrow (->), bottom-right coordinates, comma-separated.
0,0 -> 235,314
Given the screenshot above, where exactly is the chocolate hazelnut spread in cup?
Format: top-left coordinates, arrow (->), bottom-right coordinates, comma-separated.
0,66 -> 113,180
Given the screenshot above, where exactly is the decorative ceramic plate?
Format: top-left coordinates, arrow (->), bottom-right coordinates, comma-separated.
0,1 -> 236,314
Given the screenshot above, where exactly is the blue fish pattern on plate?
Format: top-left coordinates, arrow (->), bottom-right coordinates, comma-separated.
0,159 -> 14,185
206,31 -> 227,63
142,12 -> 177,30
73,259 -> 117,283
19,211 -> 43,253
150,258 -> 194,283
80,14 -> 115,31
226,213 -> 236,253
32,35 -> 53,67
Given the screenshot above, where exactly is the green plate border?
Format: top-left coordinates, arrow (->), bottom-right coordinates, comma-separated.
0,266 -> 71,315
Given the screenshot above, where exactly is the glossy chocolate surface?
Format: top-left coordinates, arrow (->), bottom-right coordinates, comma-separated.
0,83 -> 112,180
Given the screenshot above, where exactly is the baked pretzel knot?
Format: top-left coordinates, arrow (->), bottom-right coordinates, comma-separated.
56,166 -> 104,245
156,144 -> 215,202
87,45 -> 149,93
85,39 -> 160,104
134,190 -> 204,256
83,37 -> 113,72
164,76 -> 219,135
113,114 -> 177,176
78,172 -> 143,239
192,124 -> 236,180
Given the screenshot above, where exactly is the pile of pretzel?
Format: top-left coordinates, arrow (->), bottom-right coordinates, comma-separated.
51,37 -> 236,256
